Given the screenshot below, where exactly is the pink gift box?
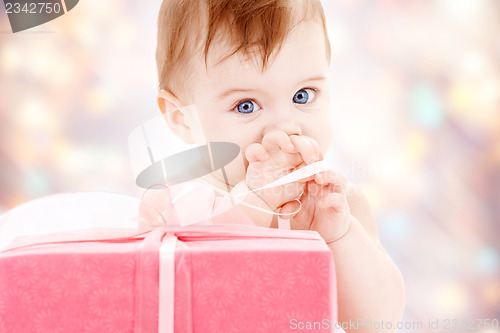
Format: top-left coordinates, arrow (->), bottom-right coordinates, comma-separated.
0,225 -> 337,333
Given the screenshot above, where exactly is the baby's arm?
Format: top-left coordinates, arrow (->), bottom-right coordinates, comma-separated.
331,187 -> 405,332
281,167 -> 405,332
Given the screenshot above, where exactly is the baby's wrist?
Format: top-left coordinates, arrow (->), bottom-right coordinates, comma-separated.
324,215 -> 353,244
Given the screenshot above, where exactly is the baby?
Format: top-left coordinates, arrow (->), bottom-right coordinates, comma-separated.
146,0 -> 405,331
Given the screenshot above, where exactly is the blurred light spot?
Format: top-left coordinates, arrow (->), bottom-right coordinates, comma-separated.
86,86 -> 112,115
448,81 -> 476,115
439,0 -> 488,19
19,99 -> 59,132
11,135 -> 37,166
59,145 -> 123,177
404,132 -> 429,165
363,185 -> 381,210
100,147 -> 124,174
382,212 -> 411,240
436,283 -> 468,315
461,50 -> 488,76
376,154 -> 406,182
337,0 -> 361,10
478,78 -> 500,110
480,281 -> 500,308
113,22 -> 136,48
60,146 -> 97,174
476,246 -> 499,275
480,328 -> 500,333
50,56 -> 75,86
75,20 -> 98,47
22,169 -> 50,196
26,44 -> 55,78
411,82 -> 444,128
327,24 -> 350,55
337,120 -> 374,155
20,99 -> 46,126
1,45 -> 21,71
495,139 -> 500,164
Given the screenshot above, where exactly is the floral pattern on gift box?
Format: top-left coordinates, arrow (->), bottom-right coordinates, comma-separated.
259,318 -> 284,333
29,277 -> 63,308
296,253 -> 330,287
203,279 -> 237,309
89,256 -> 135,287
34,308 -> 65,333
261,289 -> 288,318
0,298 -> 6,333
71,253 -> 108,272
232,270 -> 264,299
0,287 -> 33,329
83,318 -> 107,333
263,265 -> 297,291
0,294 -> 5,314
104,308 -> 134,333
243,251 -> 275,273
207,309 -> 240,333
189,244 -> 335,333
0,231 -> 335,333
8,256 -> 43,288
192,277 -> 211,306
60,269 -> 92,297
191,257 -> 217,290
89,286 -> 133,317
0,243 -> 139,333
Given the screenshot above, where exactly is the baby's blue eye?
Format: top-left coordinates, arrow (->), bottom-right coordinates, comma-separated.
293,89 -> 316,104
236,100 -> 260,114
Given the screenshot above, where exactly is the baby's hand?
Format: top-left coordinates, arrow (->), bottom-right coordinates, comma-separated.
245,130 -> 320,210
280,170 -> 351,243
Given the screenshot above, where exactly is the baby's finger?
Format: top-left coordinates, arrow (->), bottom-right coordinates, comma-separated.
279,200 -> 301,219
289,191 -> 314,230
291,162 -> 316,183
262,130 -> 294,153
307,181 -> 337,201
245,143 -> 269,163
300,136 -> 321,160
289,135 -> 319,164
314,170 -> 348,193
317,192 -> 347,210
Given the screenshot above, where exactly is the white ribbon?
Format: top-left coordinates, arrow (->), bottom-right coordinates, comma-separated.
239,160 -> 328,194
159,233 -> 178,333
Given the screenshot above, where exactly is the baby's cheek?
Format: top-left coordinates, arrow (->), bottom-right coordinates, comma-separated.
312,128 -> 333,155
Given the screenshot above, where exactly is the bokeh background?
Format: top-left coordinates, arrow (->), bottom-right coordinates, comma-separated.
0,0 -> 499,331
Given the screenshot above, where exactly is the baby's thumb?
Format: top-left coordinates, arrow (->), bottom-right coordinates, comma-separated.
279,200 -> 301,220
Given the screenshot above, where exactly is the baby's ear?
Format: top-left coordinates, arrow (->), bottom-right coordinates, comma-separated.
157,90 -> 194,144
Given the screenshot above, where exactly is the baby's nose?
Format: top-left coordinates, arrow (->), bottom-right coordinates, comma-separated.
262,120 -> 302,137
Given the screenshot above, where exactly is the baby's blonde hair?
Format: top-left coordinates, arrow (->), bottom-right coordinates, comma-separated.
156,0 -> 331,103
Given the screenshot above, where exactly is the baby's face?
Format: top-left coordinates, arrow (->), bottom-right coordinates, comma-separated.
185,19 -> 333,186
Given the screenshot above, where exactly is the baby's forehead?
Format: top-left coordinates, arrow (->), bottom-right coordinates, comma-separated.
204,22 -> 327,73
157,0 -> 330,99
191,28 -> 329,101
197,1 -> 328,69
